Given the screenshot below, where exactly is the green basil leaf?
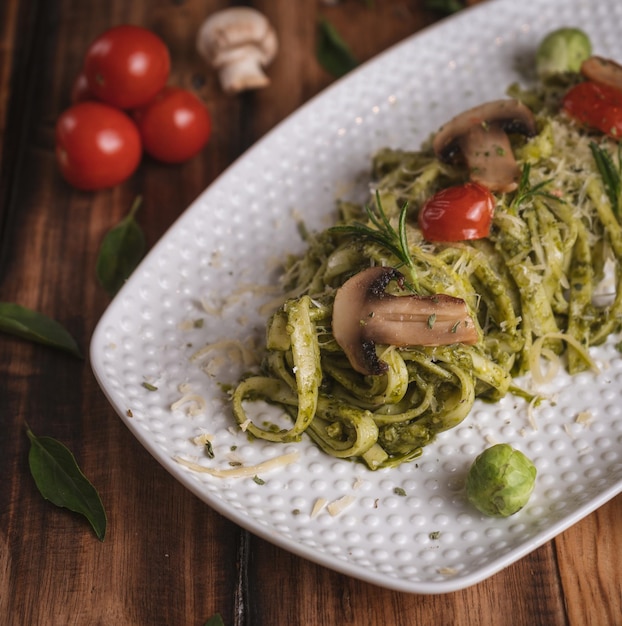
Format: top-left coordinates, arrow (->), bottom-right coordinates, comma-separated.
204,614 -> 225,626
424,0 -> 464,13
0,302 -> 82,357
27,426 -> 107,541
96,196 -> 146,297
316,18 -> 358,78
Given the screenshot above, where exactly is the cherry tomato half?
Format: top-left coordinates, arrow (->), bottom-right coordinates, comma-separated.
418,182 -> 495,242
133,87 -> 212,163
55,101 -> 142,190
562,81 -> 622,140
84,25 -> 170,109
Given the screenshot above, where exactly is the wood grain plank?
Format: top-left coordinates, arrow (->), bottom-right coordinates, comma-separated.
556,495 -> 622,626
1,1 -> 620,625
246,534 -> 571,626
0,1 -> 245,625
0,0 -> 42,278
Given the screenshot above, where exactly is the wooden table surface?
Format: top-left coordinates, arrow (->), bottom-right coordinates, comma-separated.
1,1 -> 620,624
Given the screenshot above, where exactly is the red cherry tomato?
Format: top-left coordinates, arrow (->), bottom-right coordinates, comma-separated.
55,101 -> 142,190
133,87 -> 212,163
418,182 -> 495,242
84,25 -> 170,109
562,81 -> 622,140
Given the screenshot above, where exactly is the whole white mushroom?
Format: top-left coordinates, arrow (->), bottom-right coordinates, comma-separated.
196,7 -> 278,94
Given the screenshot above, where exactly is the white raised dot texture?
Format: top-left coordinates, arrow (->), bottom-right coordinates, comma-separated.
90,0 -> 622,595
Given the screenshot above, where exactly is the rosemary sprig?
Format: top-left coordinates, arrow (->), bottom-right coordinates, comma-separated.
590,141 -> 622,219
509,164 -> 559,211
330,191 -> 415,272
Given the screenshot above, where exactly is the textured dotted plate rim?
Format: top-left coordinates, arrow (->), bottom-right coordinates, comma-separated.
91,0 -> 622,594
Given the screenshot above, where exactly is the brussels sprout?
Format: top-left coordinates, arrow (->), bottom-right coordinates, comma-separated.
465,443 -> 537,517
536,27 -> 592,78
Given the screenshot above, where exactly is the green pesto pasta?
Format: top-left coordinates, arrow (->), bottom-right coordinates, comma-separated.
231,75 -> 622,470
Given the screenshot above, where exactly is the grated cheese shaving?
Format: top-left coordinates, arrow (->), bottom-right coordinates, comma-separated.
326,495 -> 356,517
353,477 -> 366,490
526,395 -> 540,431
437,567 -> 458,576
529,332 -> 599,386
191,338 -> 259,369
192,433 -> 213,446
174,451 -> 299,478
311,498 -> 327,518
576,410 -> 594,426
484,434 -> 498,446
171,393 -> 207,416
201,283 -> 283,318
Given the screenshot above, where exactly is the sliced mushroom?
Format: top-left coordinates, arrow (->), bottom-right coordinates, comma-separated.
196,8 -> 278,94
332,266 -> 478,376
432,99 -> 537,193
581,55 -> 622,92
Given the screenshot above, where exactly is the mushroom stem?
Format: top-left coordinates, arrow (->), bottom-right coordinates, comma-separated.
332,266 -> 478,376
218,51 -> 271,92
432,99 -> 537,193
196,8 -> 278,94
363,292 -> 478,347
458,124 -> 520,193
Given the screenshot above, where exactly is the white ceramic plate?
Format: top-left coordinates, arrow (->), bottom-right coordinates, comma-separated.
91,0 -> 622,594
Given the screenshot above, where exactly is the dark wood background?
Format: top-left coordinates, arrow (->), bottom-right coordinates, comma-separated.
1,1 -> 620,624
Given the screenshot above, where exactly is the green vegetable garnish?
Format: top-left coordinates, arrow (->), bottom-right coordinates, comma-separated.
466,444 -> 537,518
205,441 -> 215,459
509,164 -> 558,212
330,192 -> 417,285
316,18 -> 358,78
204,614 -> 225,626
0,302 -> 82,357
424,0 -> 464,14
590,141 -> 622,219
535,27 -> 592,78
27,426 -> 107,541
96,196 -> 146,297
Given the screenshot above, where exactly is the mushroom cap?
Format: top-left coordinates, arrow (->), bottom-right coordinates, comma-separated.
197,7 -> 278,68
581,55 -> 622,92
332,266 -> 478,376
332,266 -> 400,376
433,99 -> 537,162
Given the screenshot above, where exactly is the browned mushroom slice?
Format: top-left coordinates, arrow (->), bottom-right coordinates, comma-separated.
581,55 -> 622,92
432,99 -> 537,193
331,266 -> 478,376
